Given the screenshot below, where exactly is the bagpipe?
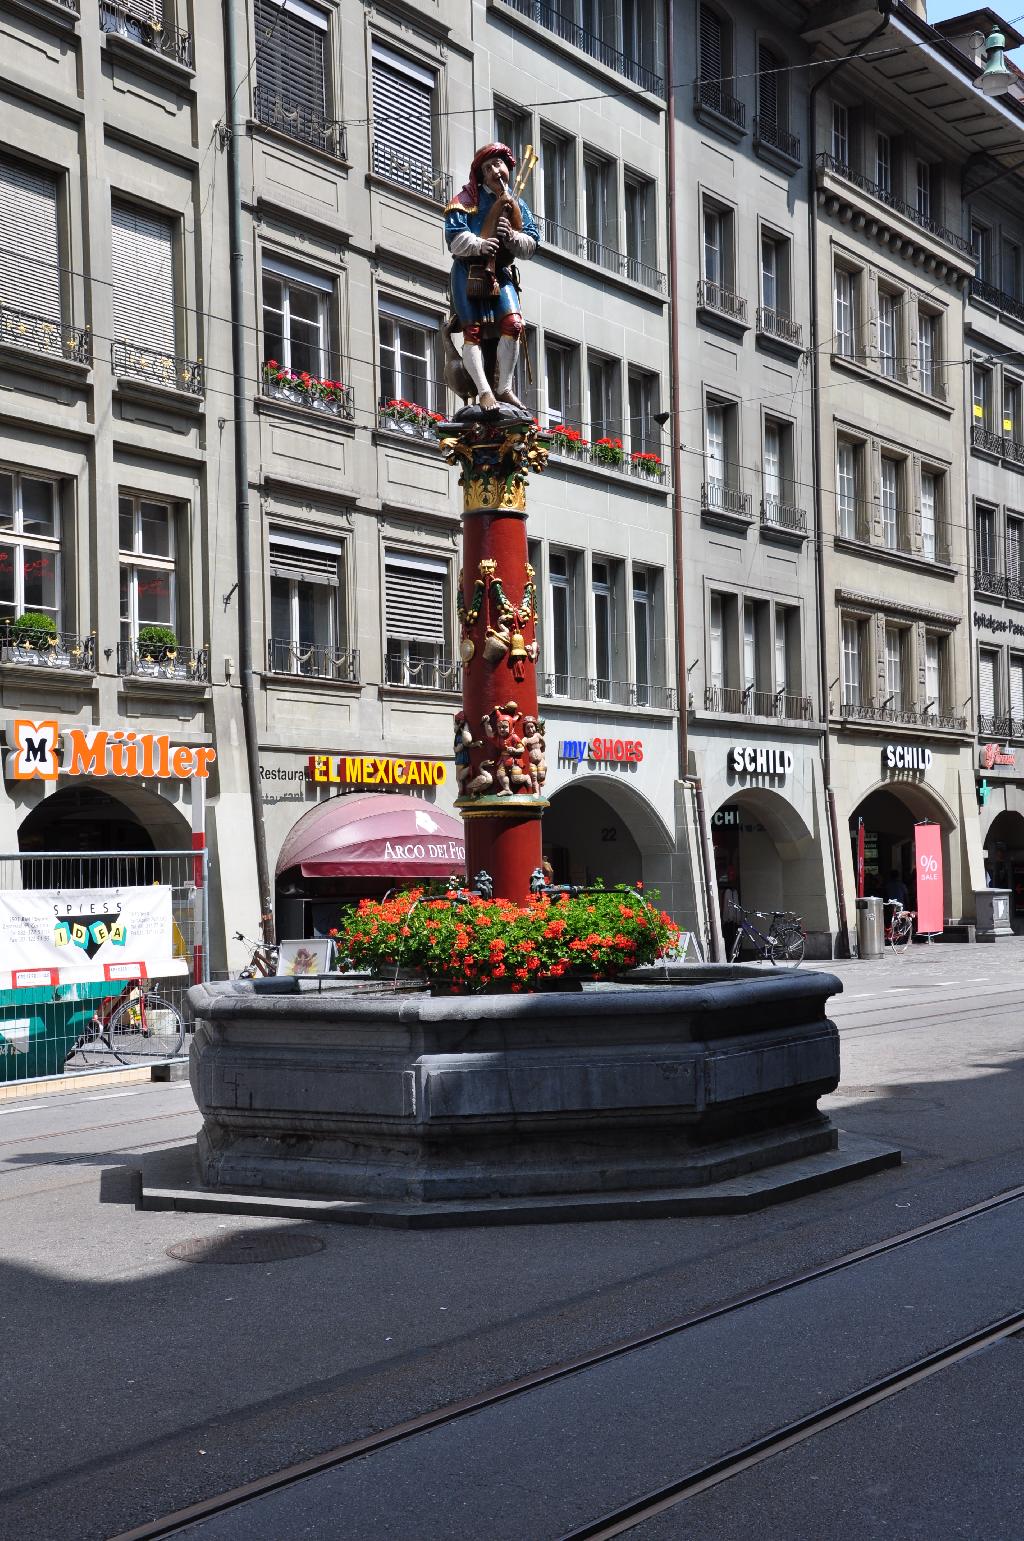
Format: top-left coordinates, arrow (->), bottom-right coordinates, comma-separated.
466,145 -> 539,301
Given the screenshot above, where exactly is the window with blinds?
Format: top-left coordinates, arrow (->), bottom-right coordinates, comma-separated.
111,204 -> 175,352
0,160 -> 61,322
254,0 -> 330,151
1010,655 -> 1024,724
699,5 -> 723,80
979,649 -> 997,721
372,44 -> 436,183
384,552 -> 447,644
758,43 -> 781,132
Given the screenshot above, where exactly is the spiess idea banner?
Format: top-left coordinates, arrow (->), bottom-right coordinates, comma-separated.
914,824 -> 944,935
0,887 -> 186,989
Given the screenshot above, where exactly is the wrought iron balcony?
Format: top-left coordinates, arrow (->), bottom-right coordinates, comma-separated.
371,141 -> 452,204
753,117 -> 800,162
975,566 -> 1006,597
539,674 -> 676,709
499,0 -> 663,94
99,0 -> 194,69
971,424 -> 1004,456
112,339 -> 203,395
756,306 -> 803,348
970,277 -> 1024,328
704,684 -> 811,720
118,640 -> 209,683
836,499 -> 872,543
383,654 -> 462,692
761,497 -> 807,535
1004,436 -> 1024,467
0,303 -> 91,365
542,219 -> 666,292
0,627 -> 94,672
267,640 -> 359,682
56,0 -> 80,10
979,715 -> 1024,738
253,85 -> 347,159
840,699 -> 966,730
701,479 -> 751,519
816,152 -> 972,257
694,78 -> 746,130
697,277 -> 748,323
262,371 -> 354,420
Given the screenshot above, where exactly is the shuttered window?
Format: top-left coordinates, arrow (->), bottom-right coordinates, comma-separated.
372,44 -> 435,170
979,650 -> 997,720
269,533 -> 340,586
699,5 -> 722,80
111,205 -> 175,351
385,552 -> 447,644
758,44 -> 779,132
254,0 -> 329,147
1011,656 -> 1024,722
0,161 -> 61,321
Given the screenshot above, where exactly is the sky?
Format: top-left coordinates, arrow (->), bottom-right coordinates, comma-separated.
926,0 -> 1024,58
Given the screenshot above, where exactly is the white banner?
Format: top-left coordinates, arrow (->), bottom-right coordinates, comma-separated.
0,887 -> 187,989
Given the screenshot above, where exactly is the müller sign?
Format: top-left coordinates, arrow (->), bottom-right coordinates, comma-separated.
5,719 -> 216,781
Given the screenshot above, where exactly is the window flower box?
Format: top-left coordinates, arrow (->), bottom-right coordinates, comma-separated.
592,436 -> 625,467
548,425 -> 589,458
262,362 -> 353,419
631,451 -> 665,479
377,398 -> 445,439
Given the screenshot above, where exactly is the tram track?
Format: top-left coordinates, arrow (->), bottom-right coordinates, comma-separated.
108,1179 -> 1024,1541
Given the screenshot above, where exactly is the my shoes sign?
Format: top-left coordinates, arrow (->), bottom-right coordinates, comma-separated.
3,720 -> 216,782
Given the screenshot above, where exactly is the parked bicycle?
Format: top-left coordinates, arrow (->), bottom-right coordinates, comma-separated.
884,900 -> 915,954
64,978 -> 184,1066
728,905 -> 806,966
234,931 -> 279,979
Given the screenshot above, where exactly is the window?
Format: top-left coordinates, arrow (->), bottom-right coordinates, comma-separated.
627,369 -> 659,457
541,130 -> 575,238
119,494 -> 175,643
633,566 -> 655,700
760,233 -> 792,318
0,470 -> 60,631
1008,516 -> 1024,587
921,471 -> 938,562
884,625 -> 907,712
269,530 -> 345,676
494,102 -> 531,197
973,365 -> 993,433
372,44 -> 438,196
875,134 -> 892,195
384,550 -> 449,688
842,616 -> 864,708
763,418 -> 792,511
262,258 -> 330,377
834,266 -> 857,358
836,439 -> 860,539
253,0 -> 332,153
587,355 -> 618,444
915,160 -> 932,219
1011,653 -> 1024,726
592,559 -> 617,695
971,223 -> 991,280
111,204 -> 175,354
549,549 -> 576,693
831,102 -> 849,164
708,591 -> 729,691
1002,238 -> 1022,301
877,287 -> 898,379
1004,378 -> 1022,444
705,402 -> 726,489
703,203 -> 724,286
774,605 -> 799,699
743,599 -> 768,696
584,154 -> 615,263
698,5 -> 728,93
545,339 -> 578,429
0,160 -> 61,326
379,300 -> 440,413
880,456 -> 900,549
976,505 -> 996,573
979,647 -> 998,722
917,309 -> 937,397
624,174 -> 656,278
924,634 -> 943,721
757,42 -> 788,140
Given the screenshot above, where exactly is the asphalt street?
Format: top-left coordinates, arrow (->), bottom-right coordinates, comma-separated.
0,944 -> 1022,1540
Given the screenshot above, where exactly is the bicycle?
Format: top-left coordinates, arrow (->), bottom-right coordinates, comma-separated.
64,978 -> 184,1066
728,906 -> 806,966
884,900 -> 915,954
234,931 -> 279,978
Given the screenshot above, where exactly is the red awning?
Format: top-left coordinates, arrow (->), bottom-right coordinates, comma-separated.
276,793 -> 466,879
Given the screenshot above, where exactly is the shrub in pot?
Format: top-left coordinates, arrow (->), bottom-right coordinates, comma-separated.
12,612 -> 58,648
137,624 -> 178,659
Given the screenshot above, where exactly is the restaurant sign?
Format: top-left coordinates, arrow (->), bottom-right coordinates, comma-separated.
306,754 -> 448,787
5,720 -> 216,782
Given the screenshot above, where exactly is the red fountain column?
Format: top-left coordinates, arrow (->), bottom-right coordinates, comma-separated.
441,413 -> 549,904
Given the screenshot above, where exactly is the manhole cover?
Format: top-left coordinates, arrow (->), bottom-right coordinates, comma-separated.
166,1230 -> 326,1265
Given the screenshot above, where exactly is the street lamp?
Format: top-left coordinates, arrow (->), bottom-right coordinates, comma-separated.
980,27 -> 1013,97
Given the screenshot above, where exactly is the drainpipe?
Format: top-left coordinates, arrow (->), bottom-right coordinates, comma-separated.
665,0 -> 719,957
807,6 -> 891,958
225,0 -> 275,943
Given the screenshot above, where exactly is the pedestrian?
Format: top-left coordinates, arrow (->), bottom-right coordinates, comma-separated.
883,868 -> 909,907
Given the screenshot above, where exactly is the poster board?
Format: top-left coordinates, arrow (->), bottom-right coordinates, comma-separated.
914,824 -> 944,935
0,887 -> 186,989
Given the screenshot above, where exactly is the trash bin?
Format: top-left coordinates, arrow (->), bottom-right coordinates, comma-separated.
855,896 -> 884,959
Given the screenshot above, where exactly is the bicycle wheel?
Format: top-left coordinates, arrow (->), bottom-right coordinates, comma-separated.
771,926 -> 806,966
890,915 -> 913,955
108,993 -> 184,1062
728,928 -> 742,963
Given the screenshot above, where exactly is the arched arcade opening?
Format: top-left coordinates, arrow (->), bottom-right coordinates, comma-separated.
542,776 -> 674,893
17,781 -> 191,888
849,780 -> 954,914
710,786 -> 832,955
982,808 -> 1024,931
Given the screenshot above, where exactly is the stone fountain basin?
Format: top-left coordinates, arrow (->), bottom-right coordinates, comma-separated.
187,966 -> 880,1204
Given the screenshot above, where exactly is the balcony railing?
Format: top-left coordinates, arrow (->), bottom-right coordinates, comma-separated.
0,628 -> 94,672
756,306 -> 803,348
267,640 -> 359,681
697,277 -> 748,323
542,219 -> 666,292
836,500 -> 872,543
1004,436 -> 1024,467
539,674 -> 676,709
694,78 -> 745,130
753,117 -> 800,162
979,714 -> 1024,738
112,339 -> 203,395
253,84 -> 347,160
702,479 -> 751,519
816,152 -> 973,257
371,141 -> 452,205
974,568 -> 1024,602
0,303 -> 91,365
118,640 -> 209,683
704,685 -> 812,721
499,0 -> 663,94
546,433 -> 668,484
383,655 -> 462,692
840,699 -> 967,730
761,497 -> 807,534
972,423 -> 1005,456
56,0 -> 80,10
99,1 -> 194,69
970,277 -> 1024,328
263,373 -> 354,421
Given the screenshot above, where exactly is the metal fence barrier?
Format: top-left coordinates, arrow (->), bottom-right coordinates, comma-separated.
0,849 -> 207,1085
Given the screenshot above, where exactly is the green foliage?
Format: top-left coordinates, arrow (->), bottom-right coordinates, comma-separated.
334,885 -> 680,994
12,612 -> 57,644
137,624 -> 178,652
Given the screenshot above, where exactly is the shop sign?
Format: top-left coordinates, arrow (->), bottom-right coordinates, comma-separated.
980,742 -> 1016,769
914,824 -> 944,934
729,746 -> 793,777
557,737 -> 644,764
975,611 -> 1024,638
306,754 -> 448,787
0,886 -> 187,989
883,743 -> 932,771
5,719 -> 216,782
712,805 -> 741,827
